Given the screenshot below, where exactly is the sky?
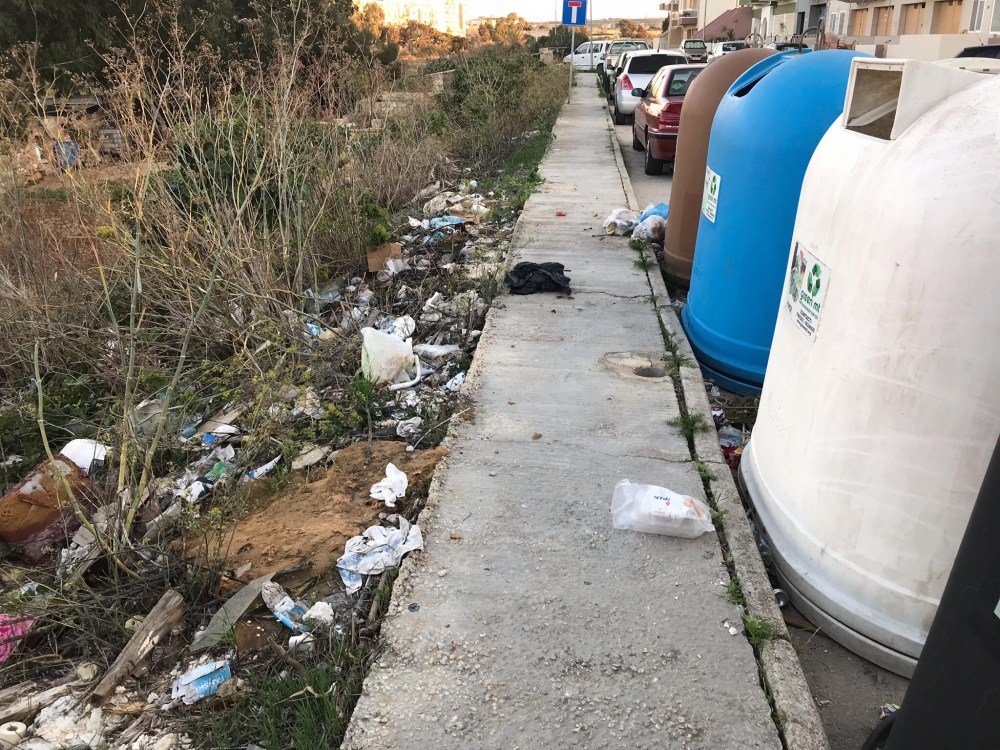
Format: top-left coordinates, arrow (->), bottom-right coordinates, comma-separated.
465,0 -> 665,23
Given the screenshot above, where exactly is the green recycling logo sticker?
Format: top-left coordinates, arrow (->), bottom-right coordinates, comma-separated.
788,242 -> 831,342
702,166 -> 720,223
806,263 -> 822,296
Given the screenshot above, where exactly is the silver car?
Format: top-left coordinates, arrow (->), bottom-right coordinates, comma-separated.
612,50 -> 687,125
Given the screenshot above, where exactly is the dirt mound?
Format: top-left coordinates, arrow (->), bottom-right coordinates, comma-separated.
198,441 -> 446,588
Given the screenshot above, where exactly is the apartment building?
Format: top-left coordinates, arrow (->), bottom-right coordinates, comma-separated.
659,0 -> 743,47
747,0 -> 996,59
379,0 -> 467,35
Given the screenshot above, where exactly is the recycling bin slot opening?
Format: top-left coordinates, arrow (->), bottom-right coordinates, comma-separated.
845,66 -> 903,139
733,73 -> 770,97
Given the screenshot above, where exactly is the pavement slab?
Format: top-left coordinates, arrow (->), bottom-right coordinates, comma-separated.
343,75 -> 781,750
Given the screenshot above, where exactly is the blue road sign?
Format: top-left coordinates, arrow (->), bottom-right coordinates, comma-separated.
562,0 -> 588,26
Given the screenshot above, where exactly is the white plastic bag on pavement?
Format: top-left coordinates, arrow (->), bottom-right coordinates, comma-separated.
611,480 -> 715,538
337,516 -> 424,594
633,214 -> 666,243
361,327 -> 416,385
370,463 -> 408,507
602,208 -> 639,236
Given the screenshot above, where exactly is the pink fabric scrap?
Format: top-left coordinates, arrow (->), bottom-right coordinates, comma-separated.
0,614 -> 34,664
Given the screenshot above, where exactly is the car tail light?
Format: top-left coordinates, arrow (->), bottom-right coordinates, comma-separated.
620,74 -> 633,91
658,101 -> 682,127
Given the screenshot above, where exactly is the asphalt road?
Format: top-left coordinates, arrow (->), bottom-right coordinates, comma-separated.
612,115 -> 673,212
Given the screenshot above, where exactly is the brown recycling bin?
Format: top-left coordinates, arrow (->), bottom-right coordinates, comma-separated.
662,48 -> 777,288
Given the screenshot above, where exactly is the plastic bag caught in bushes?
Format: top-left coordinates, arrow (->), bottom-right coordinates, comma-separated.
633,215 -> 666,243
611,480 -> 715,538
361,328 -> 416,385
602,208 -> 639,236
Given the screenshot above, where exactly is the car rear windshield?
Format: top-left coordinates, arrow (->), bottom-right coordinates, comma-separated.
722,42 -> 746,51
684,40 -> 706,49
666,69 -> 702,96
629,54 -> 684,74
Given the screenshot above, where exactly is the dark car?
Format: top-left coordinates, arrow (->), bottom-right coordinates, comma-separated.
956,44 -> 1000,58
630,64 -> 705,175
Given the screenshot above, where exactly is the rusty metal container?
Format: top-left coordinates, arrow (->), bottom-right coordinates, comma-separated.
662,48 -> 777,288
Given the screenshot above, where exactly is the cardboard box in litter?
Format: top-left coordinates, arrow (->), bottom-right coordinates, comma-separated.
367,243 -> 402,273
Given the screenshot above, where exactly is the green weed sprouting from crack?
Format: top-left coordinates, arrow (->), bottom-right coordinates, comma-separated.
668,412 -> 708,441
743,614 -> 775,647
643,252 -> 790,747
725,578 -> 745,606
710,507 -> 729,527
633,255 -> 656,271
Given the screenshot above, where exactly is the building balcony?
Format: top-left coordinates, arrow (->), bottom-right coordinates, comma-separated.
659,1 -> 680,10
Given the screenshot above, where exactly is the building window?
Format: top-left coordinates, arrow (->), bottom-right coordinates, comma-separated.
970,0 -> 985,29
874,5 -> 894,34
902,1 -> 926,33
932,0 -> 962,33
850,6 -> 870,34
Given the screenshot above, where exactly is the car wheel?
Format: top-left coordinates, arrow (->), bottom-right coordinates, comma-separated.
632,127 -> 644,151
614,103 -> 626,126
644,144 -> 663,176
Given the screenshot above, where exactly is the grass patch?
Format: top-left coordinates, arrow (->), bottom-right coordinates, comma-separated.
668,412 -> 708,441
193,639 -> 369,749
502,121 -> 555,173
22,187 -> 69,202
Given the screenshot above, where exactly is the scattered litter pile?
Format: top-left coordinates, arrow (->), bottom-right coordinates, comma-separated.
603,202 -> 669,243
0,177 -> 520,749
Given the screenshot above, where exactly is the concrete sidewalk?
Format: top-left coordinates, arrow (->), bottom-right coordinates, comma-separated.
344,76 -> 781,750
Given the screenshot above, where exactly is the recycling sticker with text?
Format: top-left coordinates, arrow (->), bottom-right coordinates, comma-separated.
785,242 -> 830,341
701,166 -> 720,223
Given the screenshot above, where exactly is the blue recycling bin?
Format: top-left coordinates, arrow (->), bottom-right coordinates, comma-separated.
681,49 -> 867,394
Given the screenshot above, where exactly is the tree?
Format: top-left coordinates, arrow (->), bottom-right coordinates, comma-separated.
355,2 -> 385,36
0,0 -> 390,89
661,17 -> 670,31
617,19 -> 649,38
477,13 -> 532,46
537,24 -> 587,50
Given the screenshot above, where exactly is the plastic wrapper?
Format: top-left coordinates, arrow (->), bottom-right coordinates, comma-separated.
602,208 -> 639,236
611,480 -> 715,538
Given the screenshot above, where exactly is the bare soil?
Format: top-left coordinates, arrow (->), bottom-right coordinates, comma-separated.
187,441 -> 447,590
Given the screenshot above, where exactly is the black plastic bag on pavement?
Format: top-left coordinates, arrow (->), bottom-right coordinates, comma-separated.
504,262 -> 572,295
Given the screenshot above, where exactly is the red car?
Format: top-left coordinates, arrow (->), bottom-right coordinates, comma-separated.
630,64 -> 706,175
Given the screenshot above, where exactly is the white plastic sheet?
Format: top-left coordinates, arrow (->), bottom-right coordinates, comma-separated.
361,328 -> 416,385
413,343 -> 461,360
337,516 -> 424,594
611,480 -> 715,538
370,463 -> 408,507
59,439 -> 109,475
632,214 -> 666,242
602,208 -> 639,236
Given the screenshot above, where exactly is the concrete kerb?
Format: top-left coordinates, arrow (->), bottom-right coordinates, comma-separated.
604,113 -> 830,750
342,152 -> 530,750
